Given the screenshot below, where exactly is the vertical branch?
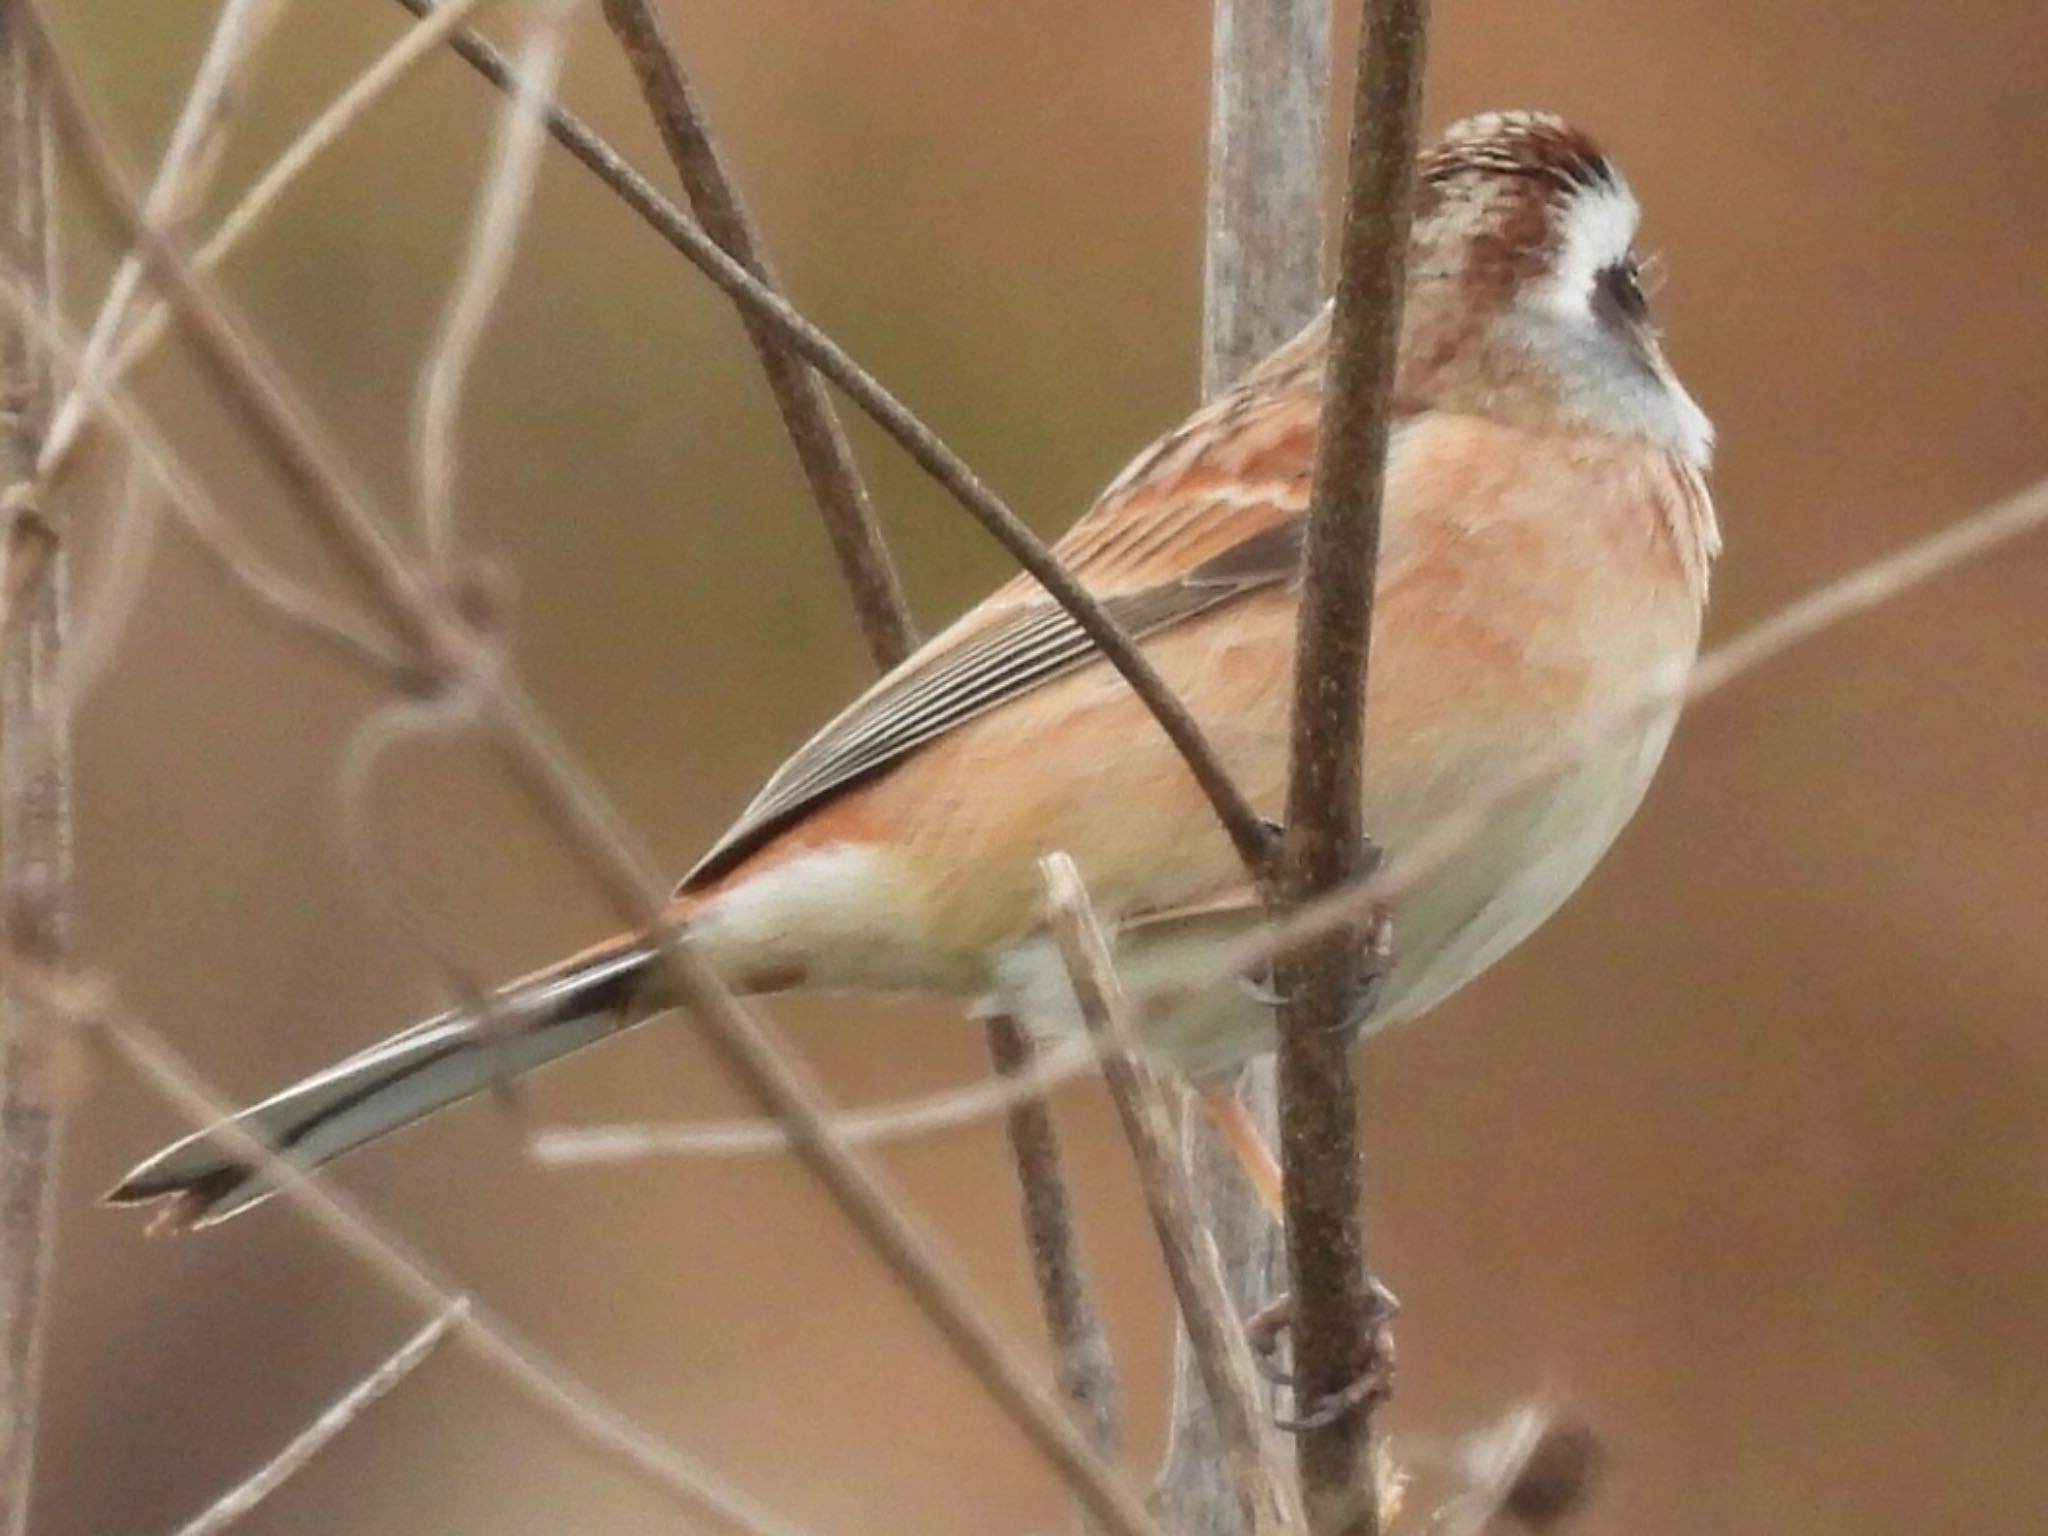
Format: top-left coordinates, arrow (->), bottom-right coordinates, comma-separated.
1276,3 -> 1428,1535
1159,1 -> 1328,1530
986,1016 -> 1123,1466
0,14 -> 68,1536
596,0 -> 1123,1466
1043,856 -> 1293,1536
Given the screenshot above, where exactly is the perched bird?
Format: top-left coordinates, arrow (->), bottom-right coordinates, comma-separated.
111,110 -> 1718,1229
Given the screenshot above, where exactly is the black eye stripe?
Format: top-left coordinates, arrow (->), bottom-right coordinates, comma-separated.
1592,256 -> 1649,327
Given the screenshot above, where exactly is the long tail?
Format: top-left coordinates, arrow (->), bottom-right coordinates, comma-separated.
106,936 -> 658,1229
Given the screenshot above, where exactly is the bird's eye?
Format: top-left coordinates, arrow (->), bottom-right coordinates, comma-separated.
1593,255 -> 1650,328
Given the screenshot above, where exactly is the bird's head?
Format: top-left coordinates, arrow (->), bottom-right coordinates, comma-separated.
1397,111 -> 1712,467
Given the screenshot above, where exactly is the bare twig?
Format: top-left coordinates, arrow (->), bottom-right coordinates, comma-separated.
1276,5 -> 1429,1534
38,0 -> 292,481
0,17 -> 67,1534
36,0 -> 509,494
165,1300 -> 469,1536
532,1035 -> 1101,1160
56,450 -> 162,719
597,0 -> 914,665
1162,0 -> 1328,1526
1043,854 -> 1294,1536
5,968 -> 812,1536
389,0 -> 1275,880
414,0 -> 576,562
595,1 -> 1131,1488
28,22 -> 1160,1534
986,1015 -> 1125,1468
0,266 -> 414,683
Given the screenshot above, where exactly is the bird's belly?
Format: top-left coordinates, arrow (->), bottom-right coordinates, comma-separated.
990,705 -> 1681,1081
1367,706 -> 1679,1030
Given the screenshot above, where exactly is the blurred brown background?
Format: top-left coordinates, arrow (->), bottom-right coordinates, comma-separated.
31,1 -> 2048,1533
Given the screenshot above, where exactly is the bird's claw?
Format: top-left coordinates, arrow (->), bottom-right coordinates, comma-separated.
1235,905 -> 1395,1033
1246,1278 -> 1400,1430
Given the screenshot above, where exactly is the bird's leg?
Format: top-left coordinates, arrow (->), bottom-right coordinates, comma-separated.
1201,1087 -> 1285,1219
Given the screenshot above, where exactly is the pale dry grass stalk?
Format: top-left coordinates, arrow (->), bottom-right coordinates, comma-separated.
414,0 -> 578,562
38,0 -> 293,481
0,267 -> 410,682
37,0 -> 511,496
26,15 -> 1162,1533
1160,0 -> 1329,1526
165,1300 -> 470,1536
531,1035 -> 1102,1159
1043,853 -> 1295,1536
1275,3 -> 1428,1532
54,451 -> 161,719
0,15 -> 67,1535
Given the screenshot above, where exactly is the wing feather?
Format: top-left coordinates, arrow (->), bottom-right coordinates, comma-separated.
682,310 -> 1354,890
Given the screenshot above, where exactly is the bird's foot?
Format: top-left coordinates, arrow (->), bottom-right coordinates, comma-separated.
1246,1276 -> 1399,1430
1236,904 -> 1395,1034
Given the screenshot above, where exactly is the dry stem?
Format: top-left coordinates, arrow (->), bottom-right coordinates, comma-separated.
166,1300 -> 469,1536
414,0 -> 576,562
1276,4 -> 1429,1533
597,0 -> 914,665
38,0 -> 291,481
1161,0 -> 1329,1526
1043,854 -> 1294,1536
986,1015 -> 1125,1467
0,18 -> 67,1536
37,0 -> 510,496
595,0 -> 1127,1477
27,17 -> 1160,1534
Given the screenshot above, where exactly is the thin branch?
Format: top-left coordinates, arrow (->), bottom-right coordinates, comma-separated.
27,23 -> 1161,1535
1043,854 -> 1294,1536
597,0 -> 914,666
531,1036 -> 1102,1161
1275,4 -> 1429,1534
985,1016 -> 1125,1469
35,0 -> 510,494
54,449 -> 161,719
165,1300 -> 469,1536
595,3 -> 1133,1495
1162,0 -> 1328,1525
389,0 -> 1275,881
0,16 -> 67,1535
0,267 -> 413,684
3,968 -> 812,1536
413,0 -> 575,562
38,0 -> 293,481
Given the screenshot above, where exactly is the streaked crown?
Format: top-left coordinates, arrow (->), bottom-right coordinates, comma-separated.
1398,111 -> 1712,467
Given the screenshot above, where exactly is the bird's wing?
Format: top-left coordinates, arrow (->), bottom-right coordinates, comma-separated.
683,516 -> 1306,886
684,324 -> 1363,890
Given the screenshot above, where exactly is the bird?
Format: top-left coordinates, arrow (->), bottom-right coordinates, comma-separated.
109,110 -> 1718,1230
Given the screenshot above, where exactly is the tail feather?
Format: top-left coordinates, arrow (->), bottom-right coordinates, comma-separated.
107,939 -> 655,1229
